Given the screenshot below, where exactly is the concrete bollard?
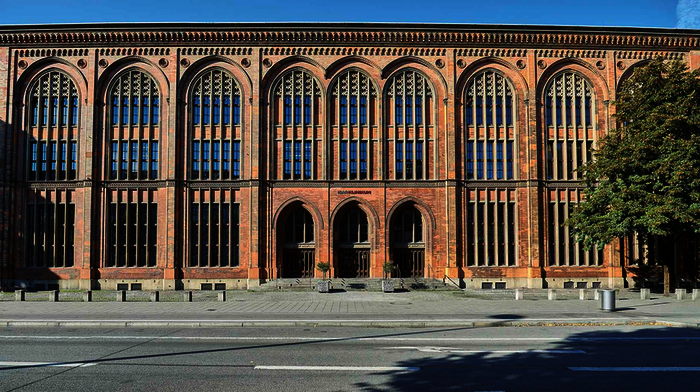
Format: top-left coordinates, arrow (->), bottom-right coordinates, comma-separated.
15,290 -> 25,302
548,289 -> 557,301
693,289 -> 700,301
579,289 -> 586,300
184,291 -> 193,302
677,288 -> 687,300
218,291 -> 226,302
117,290 -> 126,302
640,288 -> 651,300
150,291 -> 160,302
83,290 -> 92,302
515,288 -> 524,300
594,289 -> 601,301
49,290 -> 59,302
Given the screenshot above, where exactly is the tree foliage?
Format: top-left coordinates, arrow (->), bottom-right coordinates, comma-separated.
567,58 -> 700,250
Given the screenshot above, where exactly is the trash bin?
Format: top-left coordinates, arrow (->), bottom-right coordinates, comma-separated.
601,289 -> 616,311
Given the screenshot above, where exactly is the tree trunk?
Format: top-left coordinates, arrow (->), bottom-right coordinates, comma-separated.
663,264 -> 670,296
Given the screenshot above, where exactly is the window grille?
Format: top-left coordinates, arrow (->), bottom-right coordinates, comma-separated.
386,70 -> 433,180
190,69 -> 242,181
547,189 -> 603,266
332,70 -> 377,180
24,189 -> 75,268
189,190 -> 239,267
106,190 -> 157,268
274,70 -> 321,180
107,70 -> 160,180
466,189 -> 517,266
544,72 -> 595,180
465,71 -> 516,180
27,71 -> 79,181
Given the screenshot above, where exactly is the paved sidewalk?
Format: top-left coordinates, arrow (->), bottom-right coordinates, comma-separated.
1,290 -> 699,328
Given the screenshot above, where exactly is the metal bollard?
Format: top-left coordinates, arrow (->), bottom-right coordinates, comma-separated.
693,289 -> 700,301
184,291 -> 193,302
49,290 -> 59,302
677,288 -> 687,300
594,289 -> 601,301
218,291 -> 226,302
515,288 -> 524,300
83,290 -> 92,302
15,290 -> 25,302
150,291 -> 160,302
117,290 -> 126,302
548,289 -> 557,301
640,288 -> 651,300
601,289 -> 616,311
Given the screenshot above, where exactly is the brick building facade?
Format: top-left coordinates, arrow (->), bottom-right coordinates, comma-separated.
0,23 -> 698,291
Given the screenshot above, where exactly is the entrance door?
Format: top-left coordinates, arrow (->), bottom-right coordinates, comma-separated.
281,208 -> 315,278
336,206 -> 371,278
391,206 -> 425,278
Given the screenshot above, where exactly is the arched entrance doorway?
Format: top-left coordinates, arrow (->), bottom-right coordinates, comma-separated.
281,208 -> 315,278
390,206 -> 425,278
335,206 -> 370,278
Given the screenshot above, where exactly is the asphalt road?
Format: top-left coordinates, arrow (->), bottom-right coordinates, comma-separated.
1,325 -> 699,391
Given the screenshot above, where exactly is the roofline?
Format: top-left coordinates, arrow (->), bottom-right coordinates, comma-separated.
0,22 -> 698,36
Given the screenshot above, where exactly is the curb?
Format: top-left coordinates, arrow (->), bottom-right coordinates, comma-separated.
1,319 -> 697,328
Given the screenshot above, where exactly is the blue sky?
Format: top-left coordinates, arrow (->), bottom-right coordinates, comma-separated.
0,0 -> 687,28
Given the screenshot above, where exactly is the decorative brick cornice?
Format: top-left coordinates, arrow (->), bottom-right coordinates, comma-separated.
262,47 -> 446,56
456,48 -> 527,57
534,49 -> 606,58
614,51 -> 685,60
1,23 -> 699,50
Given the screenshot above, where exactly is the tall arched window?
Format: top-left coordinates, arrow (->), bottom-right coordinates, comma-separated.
465,70 -> 516,180
330,70 -> 377,180
272,70 -> 322,180
190,68 -> 242,180
107,69 -> 160,181
27,71 -> 79,181
390,205 -> 425,278
544,72 -> 595,181
281,208 -> 315,278
386,70 -> 434,180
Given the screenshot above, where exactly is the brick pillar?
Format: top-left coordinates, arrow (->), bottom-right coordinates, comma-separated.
525,51 -> 543,288
0,47 -> 10,290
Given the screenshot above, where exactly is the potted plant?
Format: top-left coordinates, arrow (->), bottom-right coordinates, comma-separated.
382,261 -> 395,293
316,262 -> 331,293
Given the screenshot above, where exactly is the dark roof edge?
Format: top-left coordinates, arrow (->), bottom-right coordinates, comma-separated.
0,22 -> 698,36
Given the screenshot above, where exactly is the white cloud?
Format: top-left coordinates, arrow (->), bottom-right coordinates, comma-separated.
678,0 -> 700,28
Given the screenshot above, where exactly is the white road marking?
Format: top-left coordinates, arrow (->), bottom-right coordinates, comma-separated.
0,318 -> 627,323
0,335 -> 697,342
570,367 -> 700,372
254,365 -> 419,371
383,346 -> 586,354
0,361 -> 96,368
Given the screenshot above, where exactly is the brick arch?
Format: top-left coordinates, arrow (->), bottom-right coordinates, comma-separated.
96,56 -> 170,104
330,196 -> 380,249
272,197 -> 324,279
179,56 -> 253,103
381,56 -> 448,97
324,56 -> 381,79
536,58 -> 610,104
615,59 -> 651,96
261,56 -> 325,99
455,57 -> 530,104
326,66 -> 380,96
386,196 -> 437,230
385,197 -> 436,278
273,196 -> 324,230
15,58 -> 87,107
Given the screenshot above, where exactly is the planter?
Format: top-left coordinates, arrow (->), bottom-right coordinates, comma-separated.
317,280 -> 330,293
382,279 -> 394,293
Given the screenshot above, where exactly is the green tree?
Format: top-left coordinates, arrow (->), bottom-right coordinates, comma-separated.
566,57 -> 700,295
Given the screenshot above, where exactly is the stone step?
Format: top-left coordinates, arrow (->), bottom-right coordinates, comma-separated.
255,277 -> 452,291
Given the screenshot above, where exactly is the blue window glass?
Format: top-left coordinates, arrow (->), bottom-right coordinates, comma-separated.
406,141 -> 413,179
507,141 -> 513,179
395,97 -> 403,124
61,97 -> 68,125
192,141 -> 200,177
556,97 -> 563,126
350,96 -> 357,125
121,141 -> 128,179
396,141 -> 403,178
497,142 -> 504,180
350,141 -> 357,179
110,141 -> 118,179
233,96 -> 240,125
466,143 -> 474,179
485,97 -> 492,126
122,97 -> 129,125
223,97 -> 230,125
142,97 -> 149,125
232,141 -> 240,178
360,141 -> 367,179
546,96 -> 553,126
222,141 -> 230,178
284,97 -> 292,125
416,97 -> 422,125
294,97 -> 301,124
30,141 -> 37,178
304,142 -> 312,179
466,99 -> 473,125
70,141 -> 77,178
304,96 -> 311,124
213,97 -> 220,125
151,141 -> 158,179
31,98 -> 38,126
131,141 -> 138,177
40,142 -> 47,177
153,97 -> 160,124
294,141 -> 302,178
212,141 -> 220,179
486,142 -> 493,179
202,141 -> 210,179
405,97 -> 413,125
51,97 -> 58,126
476,142 -> 483,179
141,141 -> 148,178
475,96 -> 483,125
496,97 -> 503,126
505,97 -> 512,126
283,141 -> 292,178
416,141 -> 423,179
132,96 -> 139,125
42,98 -> 49,126
112,97 -> 119,125
193,97 -> 200,124
203,97 -> 210,125
340,96 -> 347,124
340,141 -> 347,179
360,97 -> 367,125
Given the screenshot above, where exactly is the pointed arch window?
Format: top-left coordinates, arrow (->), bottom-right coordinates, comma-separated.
27,71 -> 79,181
107,70 -> 160,180
331,70 -> 377,180
386,70 -> 434,180
465,71 -> 516,180
190,69 -> 242,180
544,72 -> 596,181
273,70 -> 321,180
